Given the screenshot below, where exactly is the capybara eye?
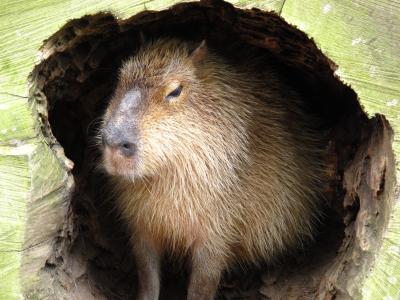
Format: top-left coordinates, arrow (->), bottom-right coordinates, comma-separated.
165,85 -> 182,102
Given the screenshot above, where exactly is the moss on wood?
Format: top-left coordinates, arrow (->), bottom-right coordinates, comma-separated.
0,0 -> 399,299
281,2 -> 400,298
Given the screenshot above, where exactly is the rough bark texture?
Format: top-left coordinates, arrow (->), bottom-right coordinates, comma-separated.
22,0 -> 396,299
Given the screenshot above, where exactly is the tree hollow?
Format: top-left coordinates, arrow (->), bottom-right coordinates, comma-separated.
29,1 -> 395,299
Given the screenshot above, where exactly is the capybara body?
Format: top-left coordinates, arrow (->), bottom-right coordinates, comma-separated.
101,38 -> 325,300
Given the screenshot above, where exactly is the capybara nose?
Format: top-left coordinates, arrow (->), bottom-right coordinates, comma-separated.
102,130 -> 137,157
119,142 -> 136,157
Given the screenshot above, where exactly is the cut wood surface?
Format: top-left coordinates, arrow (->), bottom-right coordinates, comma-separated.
280,2 -> 400,299
0,1 -> 398,299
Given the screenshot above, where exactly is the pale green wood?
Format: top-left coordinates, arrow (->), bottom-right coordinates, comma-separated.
0,148 -> 30,300
0,0 -> 399,299
0,96 -> 36,144
232,0 -> 284,12
21,138 -> 71,293
281,0 -> 400,159
0,138 -> 71,299
280,1 -> 400,299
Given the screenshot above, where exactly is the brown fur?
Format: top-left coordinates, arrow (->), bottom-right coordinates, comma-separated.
101,38 -> 325,299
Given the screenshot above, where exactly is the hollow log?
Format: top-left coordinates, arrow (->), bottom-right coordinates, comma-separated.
0,1 -> 399,299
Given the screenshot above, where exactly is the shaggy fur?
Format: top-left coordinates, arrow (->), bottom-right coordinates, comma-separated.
101,38 -> 325,300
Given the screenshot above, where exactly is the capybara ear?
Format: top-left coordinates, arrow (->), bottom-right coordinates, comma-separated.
188,40 -> 207,64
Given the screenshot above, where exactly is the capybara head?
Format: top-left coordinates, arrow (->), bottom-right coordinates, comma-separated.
101,39 -> 249,180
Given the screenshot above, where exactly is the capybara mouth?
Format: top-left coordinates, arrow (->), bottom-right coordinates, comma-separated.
103,146 -> 137,179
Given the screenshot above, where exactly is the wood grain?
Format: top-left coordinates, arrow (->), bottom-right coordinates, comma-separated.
0,0 -> 398,299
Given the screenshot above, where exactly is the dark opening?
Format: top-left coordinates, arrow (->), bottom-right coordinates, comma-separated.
30,1 -> 394,299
